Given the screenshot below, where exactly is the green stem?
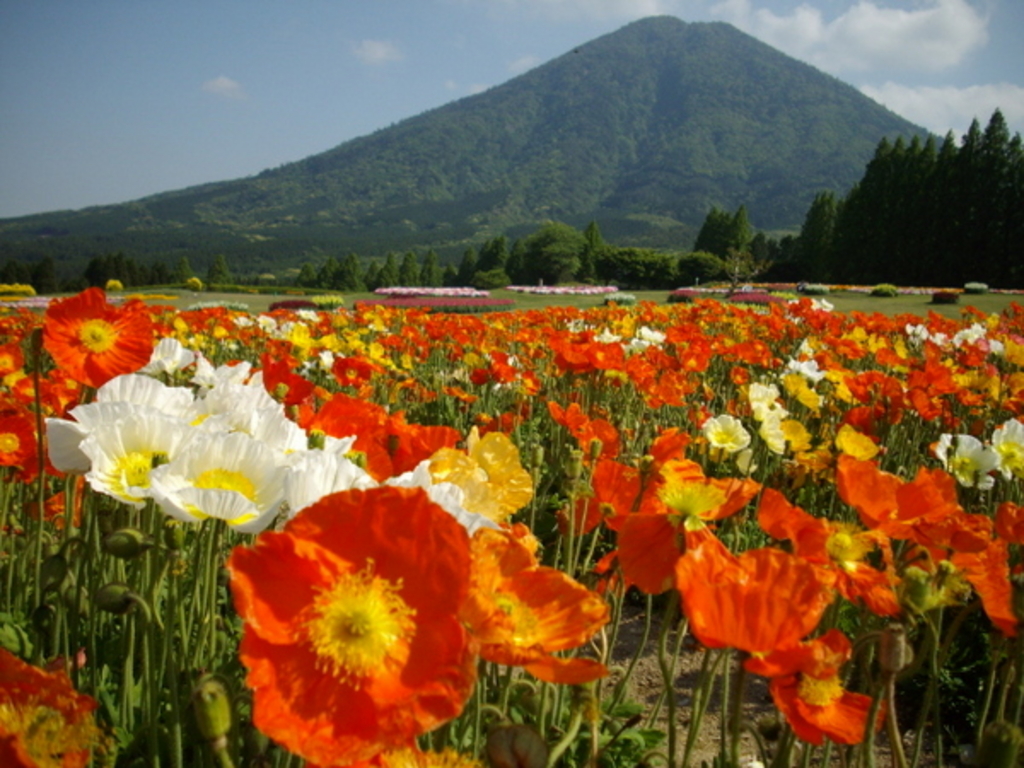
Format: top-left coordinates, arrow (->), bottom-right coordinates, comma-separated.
729,660 -> 747,768
655,596 -> 680,768
546,707 -> 584,768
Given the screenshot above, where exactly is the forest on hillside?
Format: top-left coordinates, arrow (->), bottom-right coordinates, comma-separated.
3,111 -> 1020,295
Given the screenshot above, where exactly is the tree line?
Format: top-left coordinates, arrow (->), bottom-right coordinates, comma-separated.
795,109 -> 1023,288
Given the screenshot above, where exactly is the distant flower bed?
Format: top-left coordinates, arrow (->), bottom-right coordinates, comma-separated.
603,292 -> 637,306
356,296 -> 515,314
506,285 -> 619,295
268,299 -> 319,311
375,287 -> 490,298
185,300 -> 250,312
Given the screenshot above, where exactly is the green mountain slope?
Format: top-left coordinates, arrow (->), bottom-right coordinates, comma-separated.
0,15 -> 927,275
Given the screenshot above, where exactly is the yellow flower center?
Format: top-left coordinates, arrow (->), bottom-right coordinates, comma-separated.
78,318 -> 117,354
0,700 -> 101,768
659,482 -> 727,521
797,673 -> 844,707
115,451 -> 156,489
825,523 -> 872,568
305,562 -> 416,685
383,747 -> 485,768
495,592 -> 539,647
0,431 -> 20,455
193,468 -> 257,501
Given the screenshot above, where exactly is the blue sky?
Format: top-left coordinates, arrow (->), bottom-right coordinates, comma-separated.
1,0 -> 1021,218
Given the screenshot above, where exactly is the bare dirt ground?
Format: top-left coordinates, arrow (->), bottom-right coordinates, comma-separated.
602,602 -> 944,768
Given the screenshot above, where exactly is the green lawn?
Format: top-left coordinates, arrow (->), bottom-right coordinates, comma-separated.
130,286 -> 1023,320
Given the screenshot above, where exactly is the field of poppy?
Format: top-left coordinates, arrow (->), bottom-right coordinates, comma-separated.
1,287 -> 1022,767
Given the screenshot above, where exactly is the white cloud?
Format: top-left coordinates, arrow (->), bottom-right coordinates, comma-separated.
468,83 -> 490,94
508,55 -> 542,74
861,81 -> 1024,137
710,0 -> 989,74
351,39 -> 403,65
201,76 -> 246,100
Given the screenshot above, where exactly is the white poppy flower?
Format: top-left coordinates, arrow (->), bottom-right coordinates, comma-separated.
148,431 -> 289,533
934,433 -> 999,490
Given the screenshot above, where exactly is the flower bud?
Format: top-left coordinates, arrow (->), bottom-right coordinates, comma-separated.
102,528 -> 154,560
878,623 -> 912,676
94,582 -> 138,615
898,566 -> 934,615
566,449 -> 584,482
164,521 -> 186,551
487,724 -> 548,768
307,429 -> 326,451
977,721 -> 1023,768
40,553 -> 68,593
193,674 -> 233,747
531,444 -> 545,469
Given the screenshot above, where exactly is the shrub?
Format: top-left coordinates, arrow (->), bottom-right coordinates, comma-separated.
871,283 -> 899,297
676,251 -> 725,285
310,295 -> 346,309
931,291 -> 960,305
799,283 -> 830,295
963,282 -> 989,294
471,269 -> 511,290
105,279 -> 124,292
184,276 -> 204,292
0,283 -> 37,297
667,288 -> 700,304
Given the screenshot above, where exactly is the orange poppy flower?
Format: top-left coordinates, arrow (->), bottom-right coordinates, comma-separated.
837,456 -> 991,553
42,287 -> 155,389
0,647 -> 103,767
952,539 -> 1018,637
675,543 -> 836,654
615,460 -> 761,594
746,630 -> 881,746
547,401 -> 620,460
227,486 -> 477,766
757,488 -> 900,617
0,408 -> 38,478
463,526 -> 609,684
0,341 -> 25,378
995,501 -> 1024,544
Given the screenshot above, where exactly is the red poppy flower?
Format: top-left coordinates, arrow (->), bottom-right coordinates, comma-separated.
675,543 -> 836,654
0,647 -> 102,767
42,287 -> 155,389
260,353 -> 315,407
227,486 -> 477,766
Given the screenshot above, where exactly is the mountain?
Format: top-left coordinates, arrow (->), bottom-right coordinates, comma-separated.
0,15 -> 928,277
